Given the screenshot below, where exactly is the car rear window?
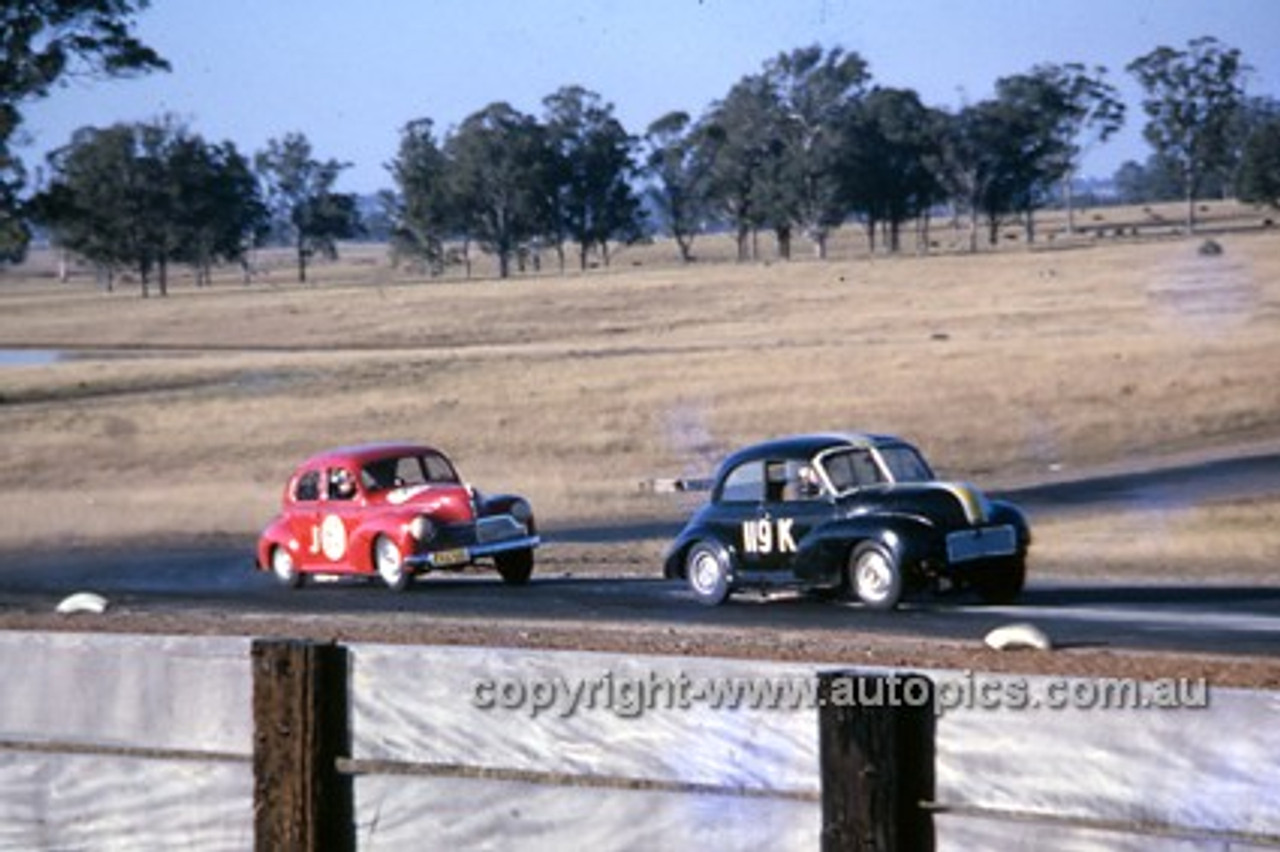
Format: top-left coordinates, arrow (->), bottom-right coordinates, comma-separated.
293,470 -> 321,502
718,461 -> 764,502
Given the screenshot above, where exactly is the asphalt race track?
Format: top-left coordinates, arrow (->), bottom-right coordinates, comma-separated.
2,450 -> 1279,657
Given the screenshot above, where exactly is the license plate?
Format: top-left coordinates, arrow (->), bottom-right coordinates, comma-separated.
946,526 -> 1016,563
431,548 -> 470,568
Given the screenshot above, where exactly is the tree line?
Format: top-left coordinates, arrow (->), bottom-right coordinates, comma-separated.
3,3 -> 1280,295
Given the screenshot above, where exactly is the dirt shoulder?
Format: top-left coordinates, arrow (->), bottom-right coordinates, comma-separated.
3,604 -> 1276,690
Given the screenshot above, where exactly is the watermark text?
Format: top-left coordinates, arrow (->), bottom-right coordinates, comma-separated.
471,669 -> 1210,720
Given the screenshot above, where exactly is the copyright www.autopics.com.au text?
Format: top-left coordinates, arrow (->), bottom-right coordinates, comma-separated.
471,670 -> 1211,720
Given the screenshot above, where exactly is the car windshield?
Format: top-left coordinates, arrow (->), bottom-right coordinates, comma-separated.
818,448 -> 885,493
876,444 -> 934,483
818,443 -> 935,492
360,452 -> 460,492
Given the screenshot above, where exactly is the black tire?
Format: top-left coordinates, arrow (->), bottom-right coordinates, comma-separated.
849,542 -> 903,610
374,535 -> 411,592
270,546 -> 303,589
685,540 -> 732,606
973,557 -> 1026,604
496,548 -> 534,586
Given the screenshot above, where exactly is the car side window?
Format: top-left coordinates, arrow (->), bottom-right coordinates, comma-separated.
781,461 -> 822,501
764,461 -> 789,502
327,467 -> 357,501
718,461 -> 764,503
361,459 -> 399,491
294,470 -> 320,502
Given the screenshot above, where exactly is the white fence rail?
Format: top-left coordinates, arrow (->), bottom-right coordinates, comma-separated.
0,630 -> 1277,850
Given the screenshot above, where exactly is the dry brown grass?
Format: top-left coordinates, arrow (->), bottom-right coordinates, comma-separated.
1,201 -> 1278,580
1033,497 -> 1280,582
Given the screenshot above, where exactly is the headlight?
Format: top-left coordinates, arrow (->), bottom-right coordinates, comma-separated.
407,515 -> 435,542
508,499 -> 532,524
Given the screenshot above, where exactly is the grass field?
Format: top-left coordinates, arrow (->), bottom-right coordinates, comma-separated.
1,201 -> 1278,579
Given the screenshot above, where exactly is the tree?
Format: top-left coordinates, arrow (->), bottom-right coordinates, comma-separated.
1112,156 -> 1183,204
0,129 -> 26,264
999,64 -> 1124,233
1127,37 -> 1250,231
542,86 -> 644,271
1,0 -> 168,263
700,74 -> 782,261
642,111 -> 718,263
31,118 -> 262,296
764,45 -> 869,258
444,103 -> 550,279
167,135 -> 267,285
990,68 -> 1093,242
387,118 -> 453,274
840,87 -> 944,253
255,132 -> 361,283
1237,115 -> 1280,209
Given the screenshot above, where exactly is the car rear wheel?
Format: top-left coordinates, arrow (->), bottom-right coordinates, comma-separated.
374,535 -> 410,592
973,557 -> 1026,604
270,546 -> 302,589
850,542 -> 903,610
686,541 -> 731,606
496,548 -> 534,585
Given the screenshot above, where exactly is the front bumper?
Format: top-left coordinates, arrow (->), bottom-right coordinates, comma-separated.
406,534 -> 541,569
405,512 -> 540,570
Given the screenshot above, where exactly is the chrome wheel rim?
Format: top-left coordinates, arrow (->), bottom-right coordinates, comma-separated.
271,548 -> 295,583
690,549 -> 722,594
855,551 -> 893,603
375,538 -> 404,586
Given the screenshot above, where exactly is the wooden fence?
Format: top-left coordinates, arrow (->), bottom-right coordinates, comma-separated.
1,630 -> 1278,850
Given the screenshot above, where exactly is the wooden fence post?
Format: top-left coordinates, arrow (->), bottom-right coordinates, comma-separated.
818,670 -> 936,852
252,639 -> 353,852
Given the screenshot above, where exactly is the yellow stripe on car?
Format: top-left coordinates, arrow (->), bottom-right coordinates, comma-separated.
937,482 -> 987,525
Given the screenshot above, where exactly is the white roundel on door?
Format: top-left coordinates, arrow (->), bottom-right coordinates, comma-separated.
320,514 -> 347,561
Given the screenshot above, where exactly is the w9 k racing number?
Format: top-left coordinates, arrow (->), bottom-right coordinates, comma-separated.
741,518 -> 796,555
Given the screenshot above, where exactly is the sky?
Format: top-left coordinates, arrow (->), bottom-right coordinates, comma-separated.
17,0 -> 1280,195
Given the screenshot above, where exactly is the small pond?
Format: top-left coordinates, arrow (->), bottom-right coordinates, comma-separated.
0,349 -> 62,367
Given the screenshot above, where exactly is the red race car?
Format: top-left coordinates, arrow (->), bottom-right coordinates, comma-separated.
255,443 -> 540,591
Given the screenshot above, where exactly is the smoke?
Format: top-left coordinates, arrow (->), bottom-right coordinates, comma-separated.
1146,247 -> 1260,335
661,401 -> 724,505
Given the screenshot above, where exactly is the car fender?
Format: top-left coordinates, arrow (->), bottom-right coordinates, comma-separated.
478,492 -> 537,533
256,516 -> 293,570
663,524 -> 739,580
345,514 -> 416,573
988,499 -> 1032,549
793,513 -> 939,583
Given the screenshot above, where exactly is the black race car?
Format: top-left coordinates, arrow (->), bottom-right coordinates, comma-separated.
663,433 -> 1030,609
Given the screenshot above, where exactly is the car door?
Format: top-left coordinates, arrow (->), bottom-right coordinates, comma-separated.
317,465 -> 363,571
717,458 -> 805,575
285,469 -> 323,570
750,459 -> 831,575
707,459 -> 767,568
769,459 -> 836,577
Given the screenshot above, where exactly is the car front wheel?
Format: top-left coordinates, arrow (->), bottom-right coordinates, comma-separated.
374,535 -> 410,592
973,557 -> 1026,604
849,542 -> 903,610
686,541 -> 731,606
270,546 -> 302,589
496,548 -> 534,585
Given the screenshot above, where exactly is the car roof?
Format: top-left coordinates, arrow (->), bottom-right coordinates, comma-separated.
298,442 -> 448,470
717,432 -> 907,470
